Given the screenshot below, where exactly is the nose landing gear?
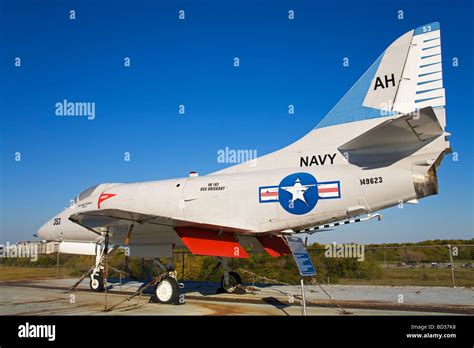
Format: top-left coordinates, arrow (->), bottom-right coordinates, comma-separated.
90,273 -> 104,292
88,242 -> 119,292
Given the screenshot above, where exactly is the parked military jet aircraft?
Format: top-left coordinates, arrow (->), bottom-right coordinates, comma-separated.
37,22 -> 450,304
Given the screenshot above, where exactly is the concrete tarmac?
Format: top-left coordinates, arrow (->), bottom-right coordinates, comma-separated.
0,277 -> 472,315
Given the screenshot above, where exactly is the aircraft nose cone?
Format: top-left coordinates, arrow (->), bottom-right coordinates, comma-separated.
36,221 -> 52,240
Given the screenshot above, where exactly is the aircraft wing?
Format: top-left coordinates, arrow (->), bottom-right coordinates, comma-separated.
71,209 -> 174,229
69,209 -> 292,258
69,209 -> 254,234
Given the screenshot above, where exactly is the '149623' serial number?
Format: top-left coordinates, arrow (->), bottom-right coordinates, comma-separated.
360,177 -> 383,185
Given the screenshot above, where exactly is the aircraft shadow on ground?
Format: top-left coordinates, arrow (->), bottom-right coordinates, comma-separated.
103,278 -> 284,296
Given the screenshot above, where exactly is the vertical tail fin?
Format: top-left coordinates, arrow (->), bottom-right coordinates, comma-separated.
213,23 -> 449,175
317,22 -> 446,129
392,22 -> 446,128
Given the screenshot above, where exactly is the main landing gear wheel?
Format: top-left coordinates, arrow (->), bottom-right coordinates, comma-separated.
90,273 -> 104,292
154,276 -> 180,304
221,271 -> 243,293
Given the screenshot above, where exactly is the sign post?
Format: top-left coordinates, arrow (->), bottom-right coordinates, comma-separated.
286,236 -> 316,316
300,278 -> 307,315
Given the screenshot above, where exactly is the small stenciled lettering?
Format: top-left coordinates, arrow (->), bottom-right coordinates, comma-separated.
200,182 -> 226,192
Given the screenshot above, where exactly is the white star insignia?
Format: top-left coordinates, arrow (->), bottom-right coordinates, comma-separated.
280,178 -> 315,208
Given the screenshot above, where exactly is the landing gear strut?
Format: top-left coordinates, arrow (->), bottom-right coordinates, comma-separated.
219,257 -> 244,294
88,242 -> 119,292
220,271 -> 242,293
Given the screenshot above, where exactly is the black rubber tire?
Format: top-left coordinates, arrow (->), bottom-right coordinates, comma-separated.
220,271 -> 242,293
90,273 -> 104,292
154,276 -> 180,304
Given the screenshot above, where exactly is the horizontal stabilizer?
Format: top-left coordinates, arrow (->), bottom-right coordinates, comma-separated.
338,107 -> 443,167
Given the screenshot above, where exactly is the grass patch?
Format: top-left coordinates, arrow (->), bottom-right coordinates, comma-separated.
0,265 -> 77,281
337,268 -> 474,287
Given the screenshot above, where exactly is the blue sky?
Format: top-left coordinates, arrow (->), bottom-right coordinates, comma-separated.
1,0 -> 473,244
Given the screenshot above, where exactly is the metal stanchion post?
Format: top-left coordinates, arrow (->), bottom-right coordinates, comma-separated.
300,278 -> 307,316
181,251 -> 185,283
448,244 -> 456,288
104,231 -> 109,311
56,251 -> 60,278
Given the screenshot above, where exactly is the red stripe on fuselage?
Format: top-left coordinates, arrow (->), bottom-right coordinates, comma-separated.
261,191 -> 278,197
318,187 -> 339,193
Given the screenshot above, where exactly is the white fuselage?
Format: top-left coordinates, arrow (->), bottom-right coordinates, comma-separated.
37,114 -> 449,248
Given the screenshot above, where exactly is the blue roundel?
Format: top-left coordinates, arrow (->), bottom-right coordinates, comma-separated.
278,172 -> 318,215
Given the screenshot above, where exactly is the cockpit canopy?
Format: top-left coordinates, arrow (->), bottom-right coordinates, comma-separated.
77,184 -> 100,202
72,183 -> 122,205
